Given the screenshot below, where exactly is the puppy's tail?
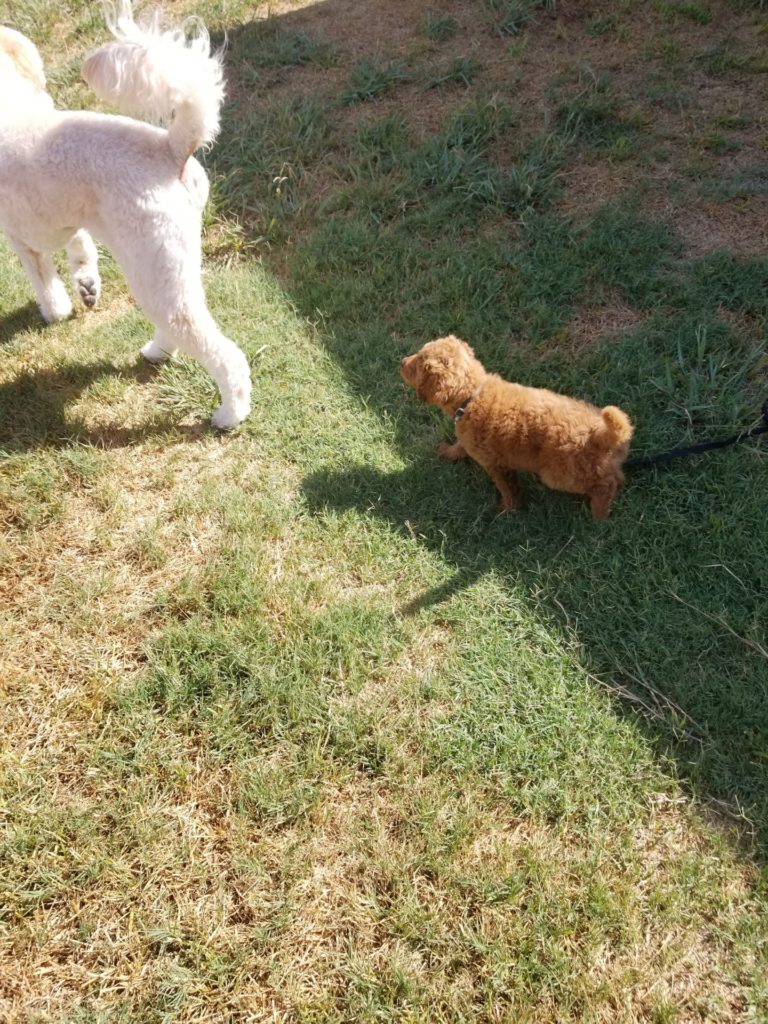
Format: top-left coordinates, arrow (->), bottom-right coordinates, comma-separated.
599,405 -> 634,445
0,26 -> 48,92
81,1 -> 224,166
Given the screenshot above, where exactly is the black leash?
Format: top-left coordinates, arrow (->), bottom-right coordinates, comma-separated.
625,399 -> 768,470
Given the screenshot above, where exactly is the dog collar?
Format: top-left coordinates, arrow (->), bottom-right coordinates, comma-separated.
453,385 -> 482,424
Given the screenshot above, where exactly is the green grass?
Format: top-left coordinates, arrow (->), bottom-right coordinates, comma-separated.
425,56 -> 481,90
423,12 -> 460,42
218,17 -> 337,86
703,165 -> 768,198
2,0 -> 768,1020
696,40 -> 768,77
484,0 -> 551,36
655,0 -> 714,23
342,56 -> 410,104
555,72 -> 644,159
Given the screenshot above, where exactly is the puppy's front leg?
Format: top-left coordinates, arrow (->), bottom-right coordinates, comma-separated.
484,463 -> 522,513
437,440 -> 468,461
589,474 -> 621,520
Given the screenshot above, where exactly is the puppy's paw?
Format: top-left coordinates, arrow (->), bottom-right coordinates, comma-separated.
498,495 -> 522,514
75,274 -> 101,309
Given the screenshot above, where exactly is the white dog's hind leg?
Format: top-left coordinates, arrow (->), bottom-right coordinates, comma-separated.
141,329 -> 178,364
105,213 -> 251,429
66,230 -> 101,309
133,287 -> 250,428
168,303 -> 252,429
10,239 -> 72,322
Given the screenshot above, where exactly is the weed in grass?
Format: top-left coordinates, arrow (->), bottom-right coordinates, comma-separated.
638,317 -> 766,433
701,131 -> 741,154
703,165 -> 768,199
426,56 -> 481,90
678,1 -> 713,22
436,96 -> 510,152
413,143 -> 500,206
691,251 -> 768,317
714,112 -> 753,129
484,0 -> 550,36
423,11 -> 459,42
557,74 -> 641,155
697,40 -> 768,77
355,115 -> 411,176
497,135 -> 564,215
0,455 -> 66,529
654,0 -> 713,23
643,73 -> 696,111
577,203 -> 683,308
409,98 -> 512,208
585,14 -> 620,36
342,56 -> 410,104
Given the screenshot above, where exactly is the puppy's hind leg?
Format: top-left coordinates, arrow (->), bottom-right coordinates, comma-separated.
9,238 -> 72,323
66,230 -> 101,310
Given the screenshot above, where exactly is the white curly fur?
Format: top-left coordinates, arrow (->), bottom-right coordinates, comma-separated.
82,1 -> 225,166
0,4 -> 250,429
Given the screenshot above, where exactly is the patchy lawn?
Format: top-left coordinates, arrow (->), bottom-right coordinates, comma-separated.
1,0 -> 767,1020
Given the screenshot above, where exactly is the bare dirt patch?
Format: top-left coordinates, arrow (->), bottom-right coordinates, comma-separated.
564,295 -> 645,353
673,194 -> 768,258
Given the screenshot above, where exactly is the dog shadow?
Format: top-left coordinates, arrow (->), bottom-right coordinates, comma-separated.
0,301 -> 46,345
301,451 -> 768,855
0,357 -> 205,452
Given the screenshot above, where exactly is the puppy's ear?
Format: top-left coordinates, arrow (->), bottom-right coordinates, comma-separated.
415,359 -> 434,403
416,356 -> 453,406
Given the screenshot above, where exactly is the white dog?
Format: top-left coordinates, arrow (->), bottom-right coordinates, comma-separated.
0,2 -> 251,428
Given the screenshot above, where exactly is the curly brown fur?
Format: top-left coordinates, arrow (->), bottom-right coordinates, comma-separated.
400,335 -> 633,519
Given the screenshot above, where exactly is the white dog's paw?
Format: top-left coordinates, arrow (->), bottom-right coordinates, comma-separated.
140,339 -> 175,363
211,401 -> 250,430
40,292 -> 73,323
75,272 -> 101,309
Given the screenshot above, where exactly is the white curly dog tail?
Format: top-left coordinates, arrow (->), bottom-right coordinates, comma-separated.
81,0 -> 224,166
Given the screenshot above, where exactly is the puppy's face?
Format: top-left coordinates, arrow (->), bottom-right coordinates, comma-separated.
400,335 -> 477,407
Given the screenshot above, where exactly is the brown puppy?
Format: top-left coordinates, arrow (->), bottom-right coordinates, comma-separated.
401,335 -> 633,519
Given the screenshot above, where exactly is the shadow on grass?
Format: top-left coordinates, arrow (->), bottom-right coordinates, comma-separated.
301,444 -> 768,854
0,300 -> 44,344
208,2 -> 768,854
0,357 -> 206,452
